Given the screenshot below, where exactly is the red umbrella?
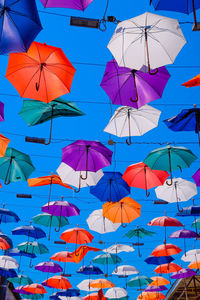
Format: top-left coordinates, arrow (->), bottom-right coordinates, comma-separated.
23,283 -> 47,294
42,275 -> 72,289
151,243 -> 182,257
154,263 -> 182,274
122,162 -> 169,197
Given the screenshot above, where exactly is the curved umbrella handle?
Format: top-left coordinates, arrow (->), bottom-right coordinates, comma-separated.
74,186 -> 81,193
121,223 -> 127,228
177,165 -> 182,172
55,215 -> 61,232
148,68 -> 158,75
130,97 -> 138,103
146,190 -> 150,197
126,137 -> 131,146
177,198 -> 183,213
80,170 -> 88,180
35,82 -> 39,91
149,0 -> 152,4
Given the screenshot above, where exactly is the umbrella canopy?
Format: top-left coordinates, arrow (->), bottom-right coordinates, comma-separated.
60,227 -> 94,245
53,289 -> 80,298
19,99 -> 84,145
192,168 -> 200,186
0,208 -> 20,223
107,12 -> 186,72
101,60 -> 170,108
124,227 -> 155,239
89,279 -> 115,289
177,205 -> 200,216
0,256 -> 19,269
0,236 -> 12,250
155,178 -> 197,211
17,241 -> 49,255
77,265 -> 103,276
104,106 -> 161,145
40,0 -> 94,10
192,217 -> 200,230
105,287 -> 127,299
154,263 -> 182,274
151,243 -> 182,256
0,102 -> 4,122
6,41 -> 76,103
57,163 -> 104,192
188,261 -> 200,269
77,279 -> 99,292
112,265 -> 139,276
61,140 -> 113,180
103,244 -> 134,254
35,262 -> 63,273
92,254 -> 122,265
0,134 -> 10,157
127,276 -> 153,287
7,274 -> 33,285
137,292 -> 165,300
145,255 -> 174,265
51,251 -> 75,263
0,0 -> 42,54
183,74 -> 200,87
169,229 -> 198,239
86,209 -> 120,234
23,284 -> 47,294
71,246 -> 100,264
181,249 -> 200,262
0,268 -> 17,279
103,197 -> 141,226
12,225 -> 46,239
42,275 -> 72,289
171,268 -> 196,279
145,285 -> 167,292
149,276 -> 170,286
123,162 -> 169,197
0,147 -> 35,184
85,292 -> 106,300
90,172 -> 130,202
148,216 -> 183,227
144,145 -> 197,185
6,248 -> 36,259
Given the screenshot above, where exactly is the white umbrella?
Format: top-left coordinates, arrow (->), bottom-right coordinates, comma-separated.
104,105 -> 161,145
112,265 -> 139,276
107,12 -> 186,73
0,256 -> 19,269
105,287 -> 127,299
57,163 -> 104,192
155,178 -> 197,212
103,244 -> 134,254
181,249 -> 200,262
86,209 -> 120,234
77,279 -> 99,292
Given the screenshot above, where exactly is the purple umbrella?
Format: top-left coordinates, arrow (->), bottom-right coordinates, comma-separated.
171,268 -> 196,279
61,140 -> 113,180
145,285 -> 167,292
40,0 -> 94,11
13,285 -> 31,295
169,229 -> 198,254
192,168 -> 200,186
35,261 -> 63,275
100,60 -> 170,109
0,102 -> 4,122
42,198 -> 80,231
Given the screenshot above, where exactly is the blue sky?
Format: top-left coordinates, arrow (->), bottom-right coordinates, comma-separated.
1,0 -> 200,299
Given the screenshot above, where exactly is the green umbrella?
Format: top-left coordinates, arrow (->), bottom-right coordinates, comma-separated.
0,147 -> 35,185
19,98 -> 85,145
7,274 -> 33,285
21,294 -> 44,299
127,275 -> 153,288
92,253 -> 122,276
32,213 -> 69,240
144,144 -> 197,185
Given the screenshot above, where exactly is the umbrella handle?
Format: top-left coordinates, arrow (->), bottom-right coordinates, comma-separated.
130,97 -> 138,103
149,0 -> 152,4
36,82 -> 39,91
177,198 -> 183,213
74,186 -> 81,193
55,216 -> 61,232
80,171 -> 88,180
126,137 -> 131,146
44,113 -> 54,145
166,177 -> 173,186
148,68 -> 158,75
177,165 -> 182,172
121,223 -> 127,228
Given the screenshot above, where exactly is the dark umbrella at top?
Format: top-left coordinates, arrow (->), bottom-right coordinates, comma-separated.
12,226 -> 46,240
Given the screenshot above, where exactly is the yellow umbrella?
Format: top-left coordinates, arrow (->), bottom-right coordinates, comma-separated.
149,276 -> 170,286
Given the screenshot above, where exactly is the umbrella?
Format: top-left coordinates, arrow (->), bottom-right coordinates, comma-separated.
52,289 -> 80,298
20,294 -> 44,299
6,248 -> 36,271
127,276 -> 153,287
122,162 -> 169,197
7,274 -> 33,285
105,287 -> 127,300
51,250 -> 75,275
92,254 -> 122,275
77,265 -> 103,276
85,291 -> 106,300
0,237 -> 12,250
155,178 -> 197,212
149,276 -> 170,286
87,209 -> 120,234
71,246 -> 100,264
145,255 -> 174,265
164,105 -> 200,145
0,268 -> 17,278
57,163 -> 104,193
148,214 -> 183,241
144,144 -> 197,185
0,0 -> 42,54
101,60 -> 170,108
40,0 -> 94,10
61,140 -> 113,180
103,197 -> 141,227
145,286 -> 167,292
137,292 -> 165,300
23,284 -> 47,294
12,225 -> 46,240
42,275 -> 72,289
89,279 -> 115,289
192,168 -> 200,186
0,134 -> 10,157
42,199 -> 80,231
17,242 -> 49,266
90,172 -> 130,202
151,243 -> 182,256
104,106 -> 161,145
181,249 -> 200,262
171,268 -> 196,279
0,147 -> 35,184
107,12 -> 186,73
6,41 -> 76,103
19,99 -> 84,145
169,229 -> 198,254
150,0 -> 200,29
0,256 -> 19,269
112,265 -> 139,276
103,244 -> 134,254
177,205 -> 200,217
0,207 -> 20,223
32,213 -> 69,241
183,74 -> 200,88
0,101 -> 4,122
77,279 -> 100,292
154,263 -> 182,274
35,261 -> 63,274
188,261 -> 200,269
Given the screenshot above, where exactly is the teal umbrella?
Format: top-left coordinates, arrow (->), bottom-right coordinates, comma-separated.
0,147 -> 35,185
32,213 -> 69,240
92,253 -> 122,276
7,274 -> 33,285
19,98 -> 84,145
144,145 -> 197,185
127,275 -> 153,288
21,294 -> 44,299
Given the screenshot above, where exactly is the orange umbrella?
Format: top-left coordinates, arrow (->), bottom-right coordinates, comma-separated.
137,292 -> 165,300
51,250 -> 75,275
43,275 -> 72,289
23,283 -> 47,294
151,243 -> 182,257
89,279 -> 115,289
71,245 -> 100,263
0,134 -> 10,157
28,173 -> 73,204
102,197 -> 141,227
5,41 -> 76,103
0,237 -> 11,250
182,74 -> 200,88
149,276 -> 170,286
85,291 -> 107,300
188,261 -> 200,269
154,263 -> 182,274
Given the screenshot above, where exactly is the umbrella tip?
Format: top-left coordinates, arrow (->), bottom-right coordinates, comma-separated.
194,104 -> 197,108
51,171 -> 53,175
108,139 -> 116,146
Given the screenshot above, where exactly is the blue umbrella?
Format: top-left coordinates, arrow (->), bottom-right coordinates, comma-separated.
12,225 -> 46,239
55,289 -> 81,298
6,248 -> 36,259
76,265 -> 103,275
150,0 -> 200,28
0,0 -> 42,54
0,268 -> 17,278
164,106 -> 200,145
177,206 -> 200,216
145,255 -> 174,265
0,207 -> 20,223
90,172 -> 130,202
